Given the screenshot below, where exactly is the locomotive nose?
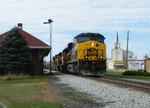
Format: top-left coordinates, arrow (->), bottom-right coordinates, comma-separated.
85,48 -> 98,60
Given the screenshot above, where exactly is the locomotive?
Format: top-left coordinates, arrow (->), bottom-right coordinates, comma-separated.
52,33 -> 106,76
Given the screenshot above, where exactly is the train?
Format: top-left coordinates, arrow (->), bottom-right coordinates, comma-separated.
52,32 -> 106,76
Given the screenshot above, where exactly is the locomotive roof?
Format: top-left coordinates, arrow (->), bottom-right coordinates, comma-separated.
74,33 -> 105,39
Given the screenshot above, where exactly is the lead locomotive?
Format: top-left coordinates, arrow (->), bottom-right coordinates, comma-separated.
52,33 -> 106,76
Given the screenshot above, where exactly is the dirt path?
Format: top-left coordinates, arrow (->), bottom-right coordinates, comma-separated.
0,100 -> 6,108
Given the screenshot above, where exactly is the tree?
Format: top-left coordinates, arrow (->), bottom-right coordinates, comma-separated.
0,27 -> 35,75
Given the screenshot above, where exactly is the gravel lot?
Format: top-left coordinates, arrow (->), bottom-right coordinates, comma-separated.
52,72 -> 150,108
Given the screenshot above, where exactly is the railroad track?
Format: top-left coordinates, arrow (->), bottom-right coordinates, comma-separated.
87,76 -> 150,93
57,71 -> 150,93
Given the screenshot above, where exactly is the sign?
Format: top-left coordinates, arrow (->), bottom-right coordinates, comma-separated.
128,60 -> 144,70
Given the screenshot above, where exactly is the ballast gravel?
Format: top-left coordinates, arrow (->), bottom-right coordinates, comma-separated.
55,74 -> 150,108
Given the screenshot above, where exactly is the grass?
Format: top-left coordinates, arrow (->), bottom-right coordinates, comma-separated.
7,101 -> 63,108
105,71 -> 150,80
69,91 -> 90,101
0,75 -> 63,108
0,76 -> 48,84
0,86 -> 42,100
105,71 -> 123,76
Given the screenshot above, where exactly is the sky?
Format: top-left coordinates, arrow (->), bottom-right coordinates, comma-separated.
0,0 -> 150,61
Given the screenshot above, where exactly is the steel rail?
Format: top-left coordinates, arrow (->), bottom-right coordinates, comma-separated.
58,71 -> 150,93
92,76 -> 150,93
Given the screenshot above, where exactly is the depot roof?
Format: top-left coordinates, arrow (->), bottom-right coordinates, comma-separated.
0,27 -> 50,49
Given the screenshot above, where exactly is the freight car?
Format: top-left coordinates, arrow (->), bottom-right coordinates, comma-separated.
53,33 -> 106,76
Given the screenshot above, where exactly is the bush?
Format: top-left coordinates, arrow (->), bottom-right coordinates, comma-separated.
123,70 -> 150,76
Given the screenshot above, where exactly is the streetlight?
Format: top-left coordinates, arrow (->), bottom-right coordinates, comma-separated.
126,31 -> 129,71
44,19 -> 53,74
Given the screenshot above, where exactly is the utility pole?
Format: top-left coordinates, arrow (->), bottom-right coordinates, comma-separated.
44,19 -> 53,74
126,31 -> 129,71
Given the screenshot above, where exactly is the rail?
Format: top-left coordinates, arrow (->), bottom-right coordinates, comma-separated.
58,71 -> 150,93
95,76 -> 150,93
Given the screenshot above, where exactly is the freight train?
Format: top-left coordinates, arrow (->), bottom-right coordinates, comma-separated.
52,33 -> 106,76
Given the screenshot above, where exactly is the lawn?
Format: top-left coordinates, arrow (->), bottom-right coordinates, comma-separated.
0,75 -> 63,108
105,71 -> 150,80
0,76 -> 47,84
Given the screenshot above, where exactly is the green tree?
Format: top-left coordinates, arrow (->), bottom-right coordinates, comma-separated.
0,27 -> 35,75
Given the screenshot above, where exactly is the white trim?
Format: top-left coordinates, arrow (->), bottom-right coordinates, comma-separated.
29,46 -> 51,49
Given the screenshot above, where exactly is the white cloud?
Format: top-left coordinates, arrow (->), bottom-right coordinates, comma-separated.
0,0 -> 150,59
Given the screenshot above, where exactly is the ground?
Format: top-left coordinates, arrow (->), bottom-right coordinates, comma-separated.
0,76 -> 62,108
50,73 -> 104,108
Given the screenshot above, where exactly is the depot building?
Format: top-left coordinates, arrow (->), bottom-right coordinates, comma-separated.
0,23 -> 50,76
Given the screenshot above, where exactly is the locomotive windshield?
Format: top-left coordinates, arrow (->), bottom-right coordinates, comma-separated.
76,33 -> 105,44
77,36 -> 90,43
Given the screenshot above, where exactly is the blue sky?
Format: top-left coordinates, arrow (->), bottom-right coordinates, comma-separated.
0,0 -> 150,61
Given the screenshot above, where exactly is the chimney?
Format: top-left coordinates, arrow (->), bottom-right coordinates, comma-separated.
18,23 -> 23,29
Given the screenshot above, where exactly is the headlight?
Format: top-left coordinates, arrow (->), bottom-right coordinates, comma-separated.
91,42 -> 94,47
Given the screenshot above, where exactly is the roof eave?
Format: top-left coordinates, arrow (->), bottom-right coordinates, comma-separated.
29,46 -> 51,50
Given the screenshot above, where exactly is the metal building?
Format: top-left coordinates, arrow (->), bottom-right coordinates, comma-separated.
145,58 -> 150,73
